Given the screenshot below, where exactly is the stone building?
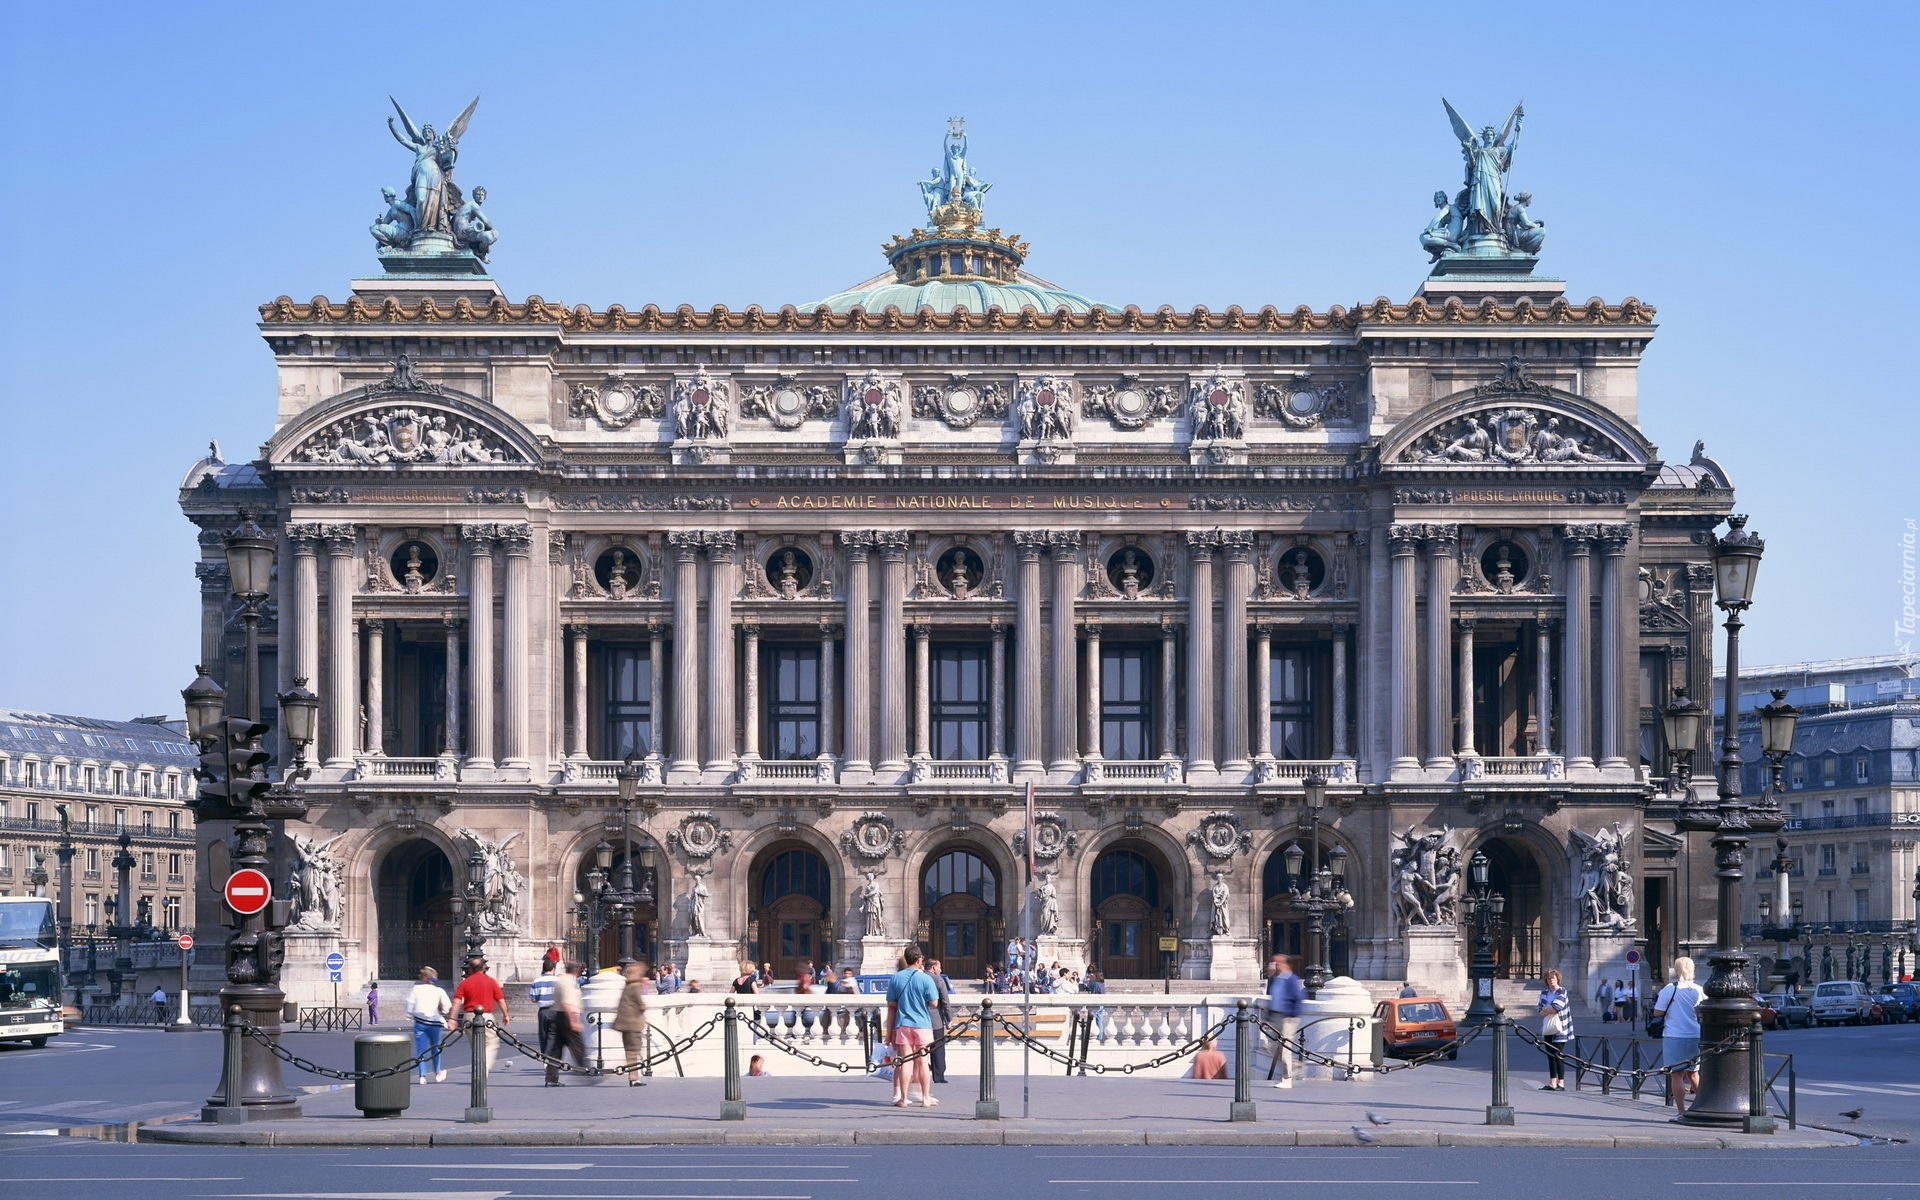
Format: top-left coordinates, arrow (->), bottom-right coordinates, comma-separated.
0,709 -> 199,940
181,115 -> 1737,1003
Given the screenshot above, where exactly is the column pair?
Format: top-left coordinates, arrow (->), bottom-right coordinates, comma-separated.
665,531 -> 740,776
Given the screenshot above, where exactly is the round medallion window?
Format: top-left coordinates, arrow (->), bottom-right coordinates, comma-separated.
1481,542 -> 1529,591
1277,546 -> 1325,596
600,386 -> 640,422
864,387 -> 886,407
765,547 -> 815,597
1209,387 -> 1231,407
595,547 -> 642,597
1105,547 -> 1155,595
1286,388 -> 1320,416
390,542 -> 438,590
691,386 -> 710,406
936,546 -> 986,598
1037,388 -> 1057,407
1112,388 -> 1148,420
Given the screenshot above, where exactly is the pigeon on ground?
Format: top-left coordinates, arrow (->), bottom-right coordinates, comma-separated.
1365,1111 -> 1392,1127
1351,1126 -> 1379,1144
1840,1108 -> 1865,1121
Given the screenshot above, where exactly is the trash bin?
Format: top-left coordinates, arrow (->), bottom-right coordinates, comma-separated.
283,1000 -> 300,1024
354,1033 -> 412,1118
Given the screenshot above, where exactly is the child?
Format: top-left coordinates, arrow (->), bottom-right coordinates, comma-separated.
748,1054 -> 771,1077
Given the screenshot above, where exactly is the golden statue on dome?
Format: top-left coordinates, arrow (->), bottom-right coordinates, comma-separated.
918,117 -> 992,230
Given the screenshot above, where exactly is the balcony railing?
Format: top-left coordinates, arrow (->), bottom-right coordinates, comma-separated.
1460,755 -> 1566,781
356,756 -> 448,780
913,760 -> 1007,783
1817,867 -> 1838,877
561,758 -> 663,785
1085,759 -> 1183,784
1254,759 -> 1357,784
736,759 -> 834,785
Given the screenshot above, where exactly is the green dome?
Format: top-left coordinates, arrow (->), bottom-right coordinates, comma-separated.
809,270 -> 1105,314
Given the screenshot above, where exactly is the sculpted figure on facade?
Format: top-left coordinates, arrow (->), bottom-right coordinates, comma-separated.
1188,376 -> 1247,442
1421,190 -> 1460,261
455,827 -> 523,934
1035,869 -> 1061,936
371,187 -> 417,250
845,373 -> 903,440
287,832 -> 344,931
673,370 -> 730,442
379,97 -> 490,254
1389,826 -> 1459,927
919,117 -> 991,224
857,870 -> 886,938
1017,377 -> 1076,442
1207,871 -> 1232,937
687,870 -> 711,938
1571,823 -> 1634,930
1408,407 -> 1622,466
450,185 -> 497,261
299,406 -> 511,465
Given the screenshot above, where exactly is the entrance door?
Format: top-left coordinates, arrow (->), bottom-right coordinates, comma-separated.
921,847 -> 999,979
376,840 -> 454,980
1091,845 -> 1164,979
1261,846 -> 1353,978
1482,837 -> 1546,980
754,846 -> 832,980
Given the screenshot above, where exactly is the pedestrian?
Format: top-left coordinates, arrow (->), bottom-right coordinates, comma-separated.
1651,956 -> 1706,1120
837,967 -> 858,994
530,960 -> 560,1075
1537,967 -> 1572,1090
404,966 -> 452,1084
685,979 -> 703,993
1006,935 -> 1028,976
1189,1037 -> 1229,1080
450,955 -> 511,1073
1265,953 -> 1305,1089
1622,977 -> 1638,1024
656,962 -> 681,995
1085,967 -> 1109,1039
1398,980 -> 1419,998
926,957 -> 954,1084
885,943 -> 939,1107
542,941 -> 562,973
150,985 -> 167,1022
748,1053 -> 771,1076
614,959 -> 652,1087
542,958 -> 588,1086
733,960 -> 762,994
1054,966 -> 1077,994
366,980 -> 379,1025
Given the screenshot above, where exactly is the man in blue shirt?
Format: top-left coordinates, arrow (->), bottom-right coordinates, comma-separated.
1265,953 -> 1306,1089
885,944 -> 940,1107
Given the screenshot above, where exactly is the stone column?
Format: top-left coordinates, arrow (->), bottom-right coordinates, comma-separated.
1421,526 -> 1458,768
668,532 -> 702,774
817,622 -> 837,761
568,624 -> 589,759
443,616 -> 463,758
875,531 -> 910,771
839,532 -> 875,772
462,525 -> 496,767
1562,527 -> 1595,768
1220,531 -> 1254,771
1456,617 -> 1477,757
1013,533 -> 1047,774
1048,531 -> 1082,771
1597,524 -> 1633,769
988,622 -> 1007,761
1185,532 -> 1218,772
1331,624 -> 1351,759
1252,622 -> 1273,760
648,621 -> 666,762
741,623 -> 761,761
913,622 -> 932,759
1387,525 -> 1421,771
705,532 -> 738,770
1159,616 -> 1178,761
363,618 -> 385,756
499,524 -> 532,768
1534,616 -> 1555,755
287,525 -> 321,691
1082,622 -> 1103,761
323,527 -> 357,767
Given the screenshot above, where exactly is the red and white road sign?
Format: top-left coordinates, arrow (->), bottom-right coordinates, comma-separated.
176,933 -> 195,951
224,868 -> 272,916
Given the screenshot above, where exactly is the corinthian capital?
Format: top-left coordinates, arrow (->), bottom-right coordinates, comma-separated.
317,523 -> 358,553
667,530 -> 705,561
494,523 -> 534,554
838,530 -> 877,560
1045,530 -> 1083,554
1562,523 -> 1600,549
872,530 -> 912,560
1012,531 -> 1049,561
1185,530 -> 1221,557
285,522 -> 326,552
1387,524 -> 1423,555
704,530 -> 739,560
460,522 -> 500,547
1420,523 -> 1459,550
1596,523 -> 1635,552
1218,529 -> 1255,560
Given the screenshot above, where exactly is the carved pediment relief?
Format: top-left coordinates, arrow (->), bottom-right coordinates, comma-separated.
271,368 -> 540,468
1382,366 -> 1655,470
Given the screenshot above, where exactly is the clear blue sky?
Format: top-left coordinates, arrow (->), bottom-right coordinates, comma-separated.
1,2 -> 1914,719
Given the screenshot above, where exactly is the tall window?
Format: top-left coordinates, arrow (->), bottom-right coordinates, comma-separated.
604,647 -> 653,759
84,894 -> 99,925
932,646 -> 989,759
86,848 -> 99,873
161,896 -> 181,930
168,853 -> 182,877
1270,648 -> 1317,759
168,812 -> 180,835
1099,646 -> 1154,759
767,646 -> 820,760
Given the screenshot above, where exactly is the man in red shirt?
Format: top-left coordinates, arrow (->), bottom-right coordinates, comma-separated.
451,956 -> 511,1072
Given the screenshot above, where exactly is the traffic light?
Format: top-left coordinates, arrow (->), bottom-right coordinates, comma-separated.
190,718 -> 271,818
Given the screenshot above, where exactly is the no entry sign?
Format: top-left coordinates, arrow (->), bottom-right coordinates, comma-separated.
176,934 -> 195,951
224,868 -> 272,916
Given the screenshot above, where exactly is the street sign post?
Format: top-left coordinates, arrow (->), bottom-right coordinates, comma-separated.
177,934 -> 195,952
325,951 -> 346,1007
170,934 -> 197,1031
223,869 -> 272,916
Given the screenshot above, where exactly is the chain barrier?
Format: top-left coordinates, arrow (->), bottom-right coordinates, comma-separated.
1253,1016 -> 1488,1076
237,1021 -> 466,1081
1509,1022 -> 1741,1080
490,1014 -> 720,1077
988,1015 -> 1235,1075
743,1014 -> 978,1071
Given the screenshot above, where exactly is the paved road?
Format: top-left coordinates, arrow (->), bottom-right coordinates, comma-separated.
1,1141 -> 1913,1200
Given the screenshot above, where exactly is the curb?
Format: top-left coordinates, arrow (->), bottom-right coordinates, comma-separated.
140,1123 -> 1856,1150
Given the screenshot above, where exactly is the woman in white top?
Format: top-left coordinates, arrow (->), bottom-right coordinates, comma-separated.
404,966 -> 454,1083
1651,956 -> 1706,1119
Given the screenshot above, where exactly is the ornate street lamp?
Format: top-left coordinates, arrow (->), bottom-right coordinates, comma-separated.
1160,905 -> 1179,995
52,805 -> 74,1003
109,831 -> 136,1001
277,679 -> 320,779
1282,771 -> 1352,998
222,511 -> 276,724
182,668 -> 227,745
1662,687 -> 1704,796
1674,514 -> 1779,1129
460,844 -> 489,963
1462,850 -> 1508,1025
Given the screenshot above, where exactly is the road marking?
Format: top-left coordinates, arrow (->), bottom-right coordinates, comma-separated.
1050,1181 -> 1478,1187
385,1164 -> 591,1171
1675,1185 -> 1920,1189
11,1179 -> 243,1183
219,1194 -> 508,1200
1799,1083 -> 1920,1094
33,1100 -> 108,1113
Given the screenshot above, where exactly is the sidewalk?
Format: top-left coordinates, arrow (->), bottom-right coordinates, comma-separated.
145,1057 -> 1852,1149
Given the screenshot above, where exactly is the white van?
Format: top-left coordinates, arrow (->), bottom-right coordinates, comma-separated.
1811,979 -> 1873,1026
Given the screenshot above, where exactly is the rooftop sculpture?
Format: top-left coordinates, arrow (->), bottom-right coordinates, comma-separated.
371,96 -> 497,267
1422,99 -> 1543,276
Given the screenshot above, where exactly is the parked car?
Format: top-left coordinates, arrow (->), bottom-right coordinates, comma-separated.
1879,983 -> 1920,1021
1810,979 -> 1875,1026
1743,994 -> 1780,1029
1373,996 -> 1459,1060
1760,991 -> 1812,1028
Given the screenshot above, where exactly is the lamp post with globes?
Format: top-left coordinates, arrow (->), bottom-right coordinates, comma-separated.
1461,850 -> 1507,1026
450,844 -> 489,965
1673,514 -> 1783,1130
1281,771 -> 1354,998
570,843 -> 616,976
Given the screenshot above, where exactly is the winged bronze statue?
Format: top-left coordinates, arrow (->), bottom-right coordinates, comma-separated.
1441,98 -> 1524,246
385,96 -> 480,237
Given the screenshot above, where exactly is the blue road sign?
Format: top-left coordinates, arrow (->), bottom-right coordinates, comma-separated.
325,951 -> 345,971
328,969 -> 344,983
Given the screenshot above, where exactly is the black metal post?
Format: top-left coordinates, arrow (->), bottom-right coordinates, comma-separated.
54,806 -> 74,1004
208,805 -> 300,1120
201,1004 -> 248,1124
1229,999 -> 1255,1122
465,1010 -> 491,1122
1743,1015 -> 1775,1134
975,998 -> 999,1119
110,832 -> 136,1001
1486,1002 -> 1514,1125
721,997 -> 745,1120
1463,868 -> 1500,1026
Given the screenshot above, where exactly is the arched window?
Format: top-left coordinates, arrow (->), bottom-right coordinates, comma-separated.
1091,848 -> 1160,909
759,847 -> 830,911
922,850 -> 997,909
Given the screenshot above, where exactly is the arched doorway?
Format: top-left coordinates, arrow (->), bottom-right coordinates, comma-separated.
570,846 -> 661,971
920,847 -> 1000,979
752,844 -> 832,980
376,839 -> 455,980
1090,843 -> 1169,979
1262,844 -> 1351,979
1479,837 -> 1546,980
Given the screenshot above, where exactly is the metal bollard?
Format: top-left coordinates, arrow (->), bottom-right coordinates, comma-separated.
1743,1016 -> 1775,1135
975,999 -> 1000,1120
1485,1002 -> 1514,1126
720,997 -> 745,1121
1229,999 -> 1256,1122
202,1004 -> 248,1125
465,1012 -> 492,1123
